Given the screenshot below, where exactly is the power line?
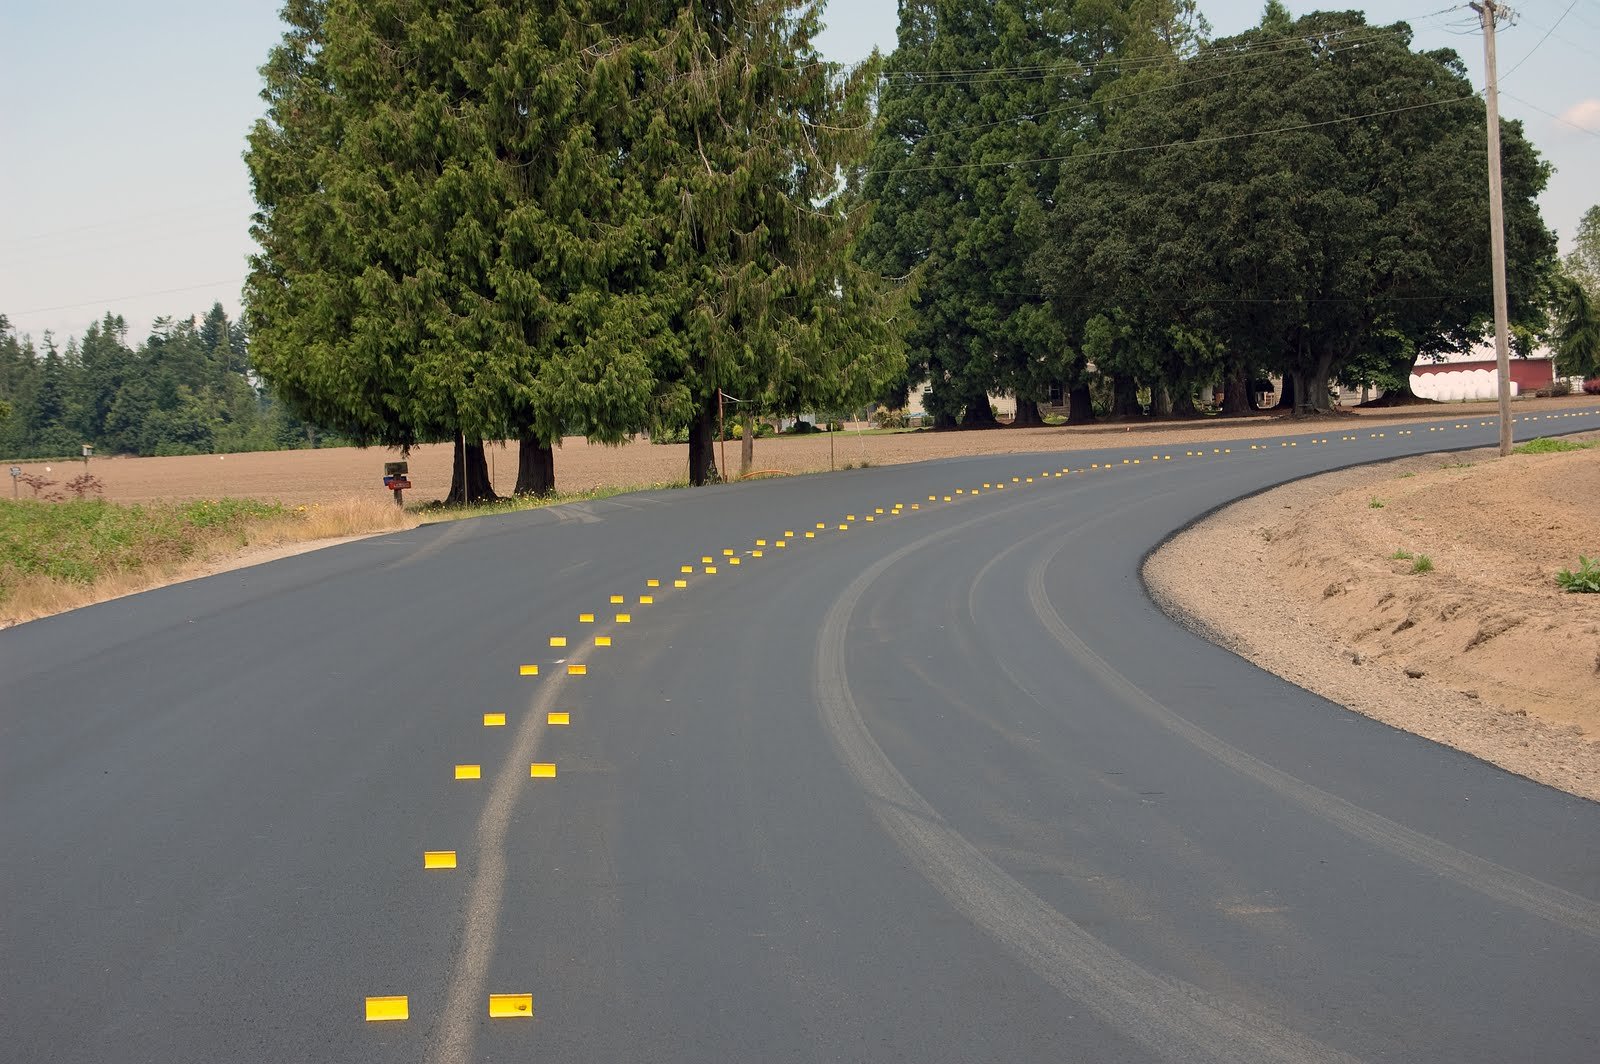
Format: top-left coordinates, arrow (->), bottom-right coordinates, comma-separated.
1499,0 -> 1582,81
1500,90 -> 1600,136
16,280 -> 241,317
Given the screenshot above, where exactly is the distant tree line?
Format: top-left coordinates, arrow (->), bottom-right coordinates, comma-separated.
0,305 -> 334,461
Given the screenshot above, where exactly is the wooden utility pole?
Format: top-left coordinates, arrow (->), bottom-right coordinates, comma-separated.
1472,0 -> 1515,456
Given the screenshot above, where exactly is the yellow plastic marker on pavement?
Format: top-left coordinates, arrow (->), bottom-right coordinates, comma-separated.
942,496 -> 951,502
702,556 -> 714,564
567,664 -> 587,676
530,763 -> 556,778
928,495 -> 936,501
817,522 -> 828,529
730,557 -> 741,565
911,504 -> 920,510
723,549 -> 735,557
455,764 -> 481,780
756,539 -> 767,546
682,565 -> 694,573
424,851 -> 457,869
775,540 -> 787,548
864,518 -> 873,523
785,530 -> 795,537
616,613 -> 632,623
753,549 -> 764,556
547,711 -> 569,726
596,636 -> 612,647
640,594 -> 654,604
706,564 -> 719,571
610,594 -> 624,604
549,636 -> 567,648
1011,477 -> 1020,482
875,508 -> 884,514
839,524 -> 850,530
519,665 -> 539,676
489,994 -> 534,1019
647,579 -> 660,588
580,613 -> 595,623
805,532 -> 815,538
674,579 -> 688,588
365,996 -> 409,1022
848,513 -> 857,520
484,712 -> 506,727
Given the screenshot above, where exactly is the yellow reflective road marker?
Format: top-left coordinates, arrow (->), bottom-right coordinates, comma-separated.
530,763 -> 556,778
455,764 -> 481,780
729,556 -> 741,565
785,530 -> 795,537
484,712 -> 506,727
1163,456 -> 1171,461
1026,478 -> 1033,483
706,563 -> 719,571
424,851 -> 457,869
723,549 -> 735,557
596,636 -> 612,647
817,522 -> 828,529
567,664 -> 587,676
942,496 -> 951,502
776,540 -> 787,548
640,594 -> 654,604
756,539 -> 767,546
1011,477 -> 1020,483
489,993 -> 534,1018
753,549 -> 765,556
805,532 -> 815,538
616,613 -> 632,623
911,504 -> 920,510
647,579 -> 660,588
848,514 -> 857,520
839,524 -> 850,530
580,613 -> 595,623
365,996 -> 409,1022
1224,448 -> 1231,453
682,565 -> 694,573
610,594 -> 624,604
702,556 -> 714,564
864,517 -> 873,523
547,711 -> 569,726
674,579 -> 688,588
875,508 -> 885,514
549,636 -> 567,648
519,665 -> 539,676
1133,459 -> 1141,464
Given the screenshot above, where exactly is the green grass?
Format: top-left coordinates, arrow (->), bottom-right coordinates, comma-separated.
1390,549 -> 1414,561
1411,554 -> 1434,574
1368,497 -> 1385,509
0,497 -> 286,591
413,482 -> 686,524
1513,437 -> 1596,455
1556,556 -> 1600,593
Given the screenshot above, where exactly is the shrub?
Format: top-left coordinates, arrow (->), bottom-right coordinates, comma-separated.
66,474 -> 104,499
1369,497 -> 1385,509
1514,437 -> 1595,455
1556,556 -> 1600,593
1390,549 -> 1414,561
1411,555 -> 1434,574
872,406 -> 907,430
785,420 -> 818,435
1584,378 -> 1600,395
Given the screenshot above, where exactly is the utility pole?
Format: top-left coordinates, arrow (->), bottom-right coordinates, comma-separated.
1472,0 -> 1515,456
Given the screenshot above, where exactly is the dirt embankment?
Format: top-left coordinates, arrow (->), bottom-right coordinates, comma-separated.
1147,435 -> 1600,801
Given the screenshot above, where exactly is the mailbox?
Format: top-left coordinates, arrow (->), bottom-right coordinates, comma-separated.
383,461 -> 411,506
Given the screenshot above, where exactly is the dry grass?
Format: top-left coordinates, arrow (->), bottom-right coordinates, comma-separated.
0,495 -> 414,627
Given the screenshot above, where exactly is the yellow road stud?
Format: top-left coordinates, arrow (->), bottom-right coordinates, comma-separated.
489,994 -> 533,1018
519,665 -> 539,676
647,579 -> 660,587
1163,456 -> 1171,461
682,565 -> 694,573
616,613 -> 632,623
424,851 -> 457,869
455,764 -> 481,780
610,594 -> 624,604
776,541 -> 786,548
702,556 -> 714,564
530,763 -> 556,778
1011,477 -> 1020,482
547,711 -> 569,725
753,549 -> 764,556
942,496 -> 951,502
805,531 -> 815,538
848,514 -> 857,520
640,595 -> 654,604
365,996 -> 409,1022
785,530 -> 795,537
580,613 -> 595,623
706,564 -> 719,572
864,518 -> 873,523
1133,459 -> 1141,464
757,539 -> 767,546
483,712 -> 506,727
875,508 -> 884,514
596,636 -> 612,647
549,637 -> 567,648
818,522 -> 828,528
723,549 -> 735,556
674,579 -> 688,588
567,664 -> 587,675
911,504 -> 920,509
728,556 -> 741,564
839,524 -> 850,530
1224,448 -> 1231,453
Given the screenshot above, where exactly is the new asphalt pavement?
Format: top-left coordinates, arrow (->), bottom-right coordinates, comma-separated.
3,408 -> 1598,1063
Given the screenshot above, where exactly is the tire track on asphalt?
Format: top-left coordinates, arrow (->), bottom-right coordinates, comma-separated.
815,508 -> 1362,1064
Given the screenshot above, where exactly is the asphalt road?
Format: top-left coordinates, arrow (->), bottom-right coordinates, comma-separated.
4,408 -> 1599,1064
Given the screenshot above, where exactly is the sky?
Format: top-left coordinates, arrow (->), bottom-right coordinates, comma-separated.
2,0 -> 1596,346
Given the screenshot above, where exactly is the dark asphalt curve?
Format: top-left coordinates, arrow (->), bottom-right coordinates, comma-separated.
3,409 -> 1598,1064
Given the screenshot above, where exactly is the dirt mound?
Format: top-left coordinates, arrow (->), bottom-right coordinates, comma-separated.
1147,435 -> 1600,801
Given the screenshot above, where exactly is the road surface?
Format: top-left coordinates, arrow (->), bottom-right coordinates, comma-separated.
4,408 -> 1599,1063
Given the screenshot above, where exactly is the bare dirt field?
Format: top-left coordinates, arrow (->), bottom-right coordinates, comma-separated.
8,394 -> 1596,506
1147,431 -> 1600,801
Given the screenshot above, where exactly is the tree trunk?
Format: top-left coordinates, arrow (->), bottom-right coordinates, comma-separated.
1010,396 -> 1045,427
1222,365 -> 1252,416
1300,350 -> 1336,413
1152,383 -> 1173,417
515,432 -> 555,496
932,409 -> 958,431
1274,374 -> 1296,411
1171,385 -> 1198,417
1067,382 -> 1096,424
688,391 -> 720,486
447,436 -> 498,505
959,390 -> 999,429
739,411 -> 754,477
1112,375 -> 1142,418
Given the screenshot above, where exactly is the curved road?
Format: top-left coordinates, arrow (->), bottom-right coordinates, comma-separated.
4,409 -> 1598,1063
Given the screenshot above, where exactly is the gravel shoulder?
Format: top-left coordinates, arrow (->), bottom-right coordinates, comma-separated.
1146,433 -> 1600,802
